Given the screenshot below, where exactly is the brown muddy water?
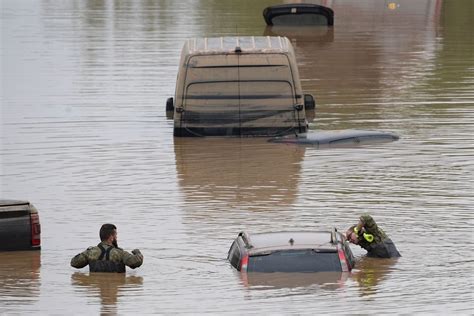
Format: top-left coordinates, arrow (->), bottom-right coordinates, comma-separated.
1,0 -> 473,314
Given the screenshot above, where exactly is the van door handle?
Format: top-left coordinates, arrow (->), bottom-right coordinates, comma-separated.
176,107 -> 185,113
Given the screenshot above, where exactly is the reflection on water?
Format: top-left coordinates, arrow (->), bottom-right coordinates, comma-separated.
264,25 -> 334,45
351,257 -> 399,297
0,251 -> 41,306
174,138 -> 308,239
174,138 -> 305,212
241,271 -> 349,290
71,272 -> 143,315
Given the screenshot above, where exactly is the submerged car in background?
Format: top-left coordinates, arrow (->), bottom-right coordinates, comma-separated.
263,3 -> 334,26
269,129 -> 400,147
0,200 -> 41,251
228,230 -> 354,273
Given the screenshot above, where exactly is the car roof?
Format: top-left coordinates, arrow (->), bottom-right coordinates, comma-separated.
242,231 -> 340,254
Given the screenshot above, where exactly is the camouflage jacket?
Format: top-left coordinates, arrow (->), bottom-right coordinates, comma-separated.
356,214 -> 388,251
71,242 -> 143,273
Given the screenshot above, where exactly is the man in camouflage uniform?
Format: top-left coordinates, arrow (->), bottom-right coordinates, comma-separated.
346,214 -> 401,258
71,223 -> 144,273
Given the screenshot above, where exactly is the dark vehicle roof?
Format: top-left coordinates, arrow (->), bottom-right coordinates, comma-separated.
263,4 -> 334,26
243,231 -> 340,254
0,200 -> 32,213
0,200 -> 30,207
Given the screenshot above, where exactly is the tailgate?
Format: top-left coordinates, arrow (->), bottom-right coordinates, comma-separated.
0,201 -> 37,251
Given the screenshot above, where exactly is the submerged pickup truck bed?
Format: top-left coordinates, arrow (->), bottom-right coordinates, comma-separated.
0,200 -> 41,251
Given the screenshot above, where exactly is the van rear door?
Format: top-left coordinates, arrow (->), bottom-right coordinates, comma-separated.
182,55 -> 240,136
238,54 -> 297,136
181,53 -> 300,137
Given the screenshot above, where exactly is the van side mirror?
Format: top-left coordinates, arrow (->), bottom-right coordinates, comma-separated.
166,97 -> 174,112
304,94 -> 315,110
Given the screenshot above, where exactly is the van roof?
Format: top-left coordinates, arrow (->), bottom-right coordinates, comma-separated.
184,36 -> 292,55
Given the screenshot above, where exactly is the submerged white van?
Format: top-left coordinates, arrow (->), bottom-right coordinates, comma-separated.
167,36 -> 314,137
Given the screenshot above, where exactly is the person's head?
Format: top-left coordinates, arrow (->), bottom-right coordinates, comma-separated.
346,225 -> 359,244
99,224 -> 117,245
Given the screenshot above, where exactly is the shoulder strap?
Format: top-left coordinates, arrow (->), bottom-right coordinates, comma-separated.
105,246 -> 113,261
98,244 -> 107,260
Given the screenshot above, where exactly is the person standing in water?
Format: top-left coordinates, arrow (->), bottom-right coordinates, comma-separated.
71,224 -> 143,272
346,214 -> 401,258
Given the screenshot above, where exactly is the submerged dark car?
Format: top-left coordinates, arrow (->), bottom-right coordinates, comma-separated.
0,200 -> 41,251
227,230 -> 354,273
263,4 -> 334,26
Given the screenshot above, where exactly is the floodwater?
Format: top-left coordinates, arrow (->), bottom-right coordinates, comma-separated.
1,0 -> 473,314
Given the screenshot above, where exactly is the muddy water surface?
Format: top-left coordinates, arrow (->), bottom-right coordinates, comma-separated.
1,0 -> 473,314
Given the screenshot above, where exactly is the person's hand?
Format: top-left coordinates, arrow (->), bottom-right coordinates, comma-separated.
349,232 -> 359,244
345,229 -> 352,240
132,249 -> 141,255
132,249 -> 143,259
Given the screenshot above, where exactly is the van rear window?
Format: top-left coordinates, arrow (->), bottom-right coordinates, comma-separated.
186,81 -> 294,102
248,250 -> 341,273
186,54 -> 293,82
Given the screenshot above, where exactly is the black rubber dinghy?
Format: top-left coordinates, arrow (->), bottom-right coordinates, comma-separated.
263,4 -> 334,26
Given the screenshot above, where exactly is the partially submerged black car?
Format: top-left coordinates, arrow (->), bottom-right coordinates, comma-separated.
228,230 -> 354,273
263,4 -> 334,26
0,200 -> 41,251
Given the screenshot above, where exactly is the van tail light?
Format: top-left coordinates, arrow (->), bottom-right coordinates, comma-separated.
338,247 -> 350,272
30,213 -> 41,247
240,254 -> 249,272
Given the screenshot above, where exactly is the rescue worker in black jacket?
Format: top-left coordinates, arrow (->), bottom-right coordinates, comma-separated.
71,223 -> 143,273
346,214 -> 401,258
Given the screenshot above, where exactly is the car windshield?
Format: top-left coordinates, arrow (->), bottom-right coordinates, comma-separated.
247,249 -> 341,273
